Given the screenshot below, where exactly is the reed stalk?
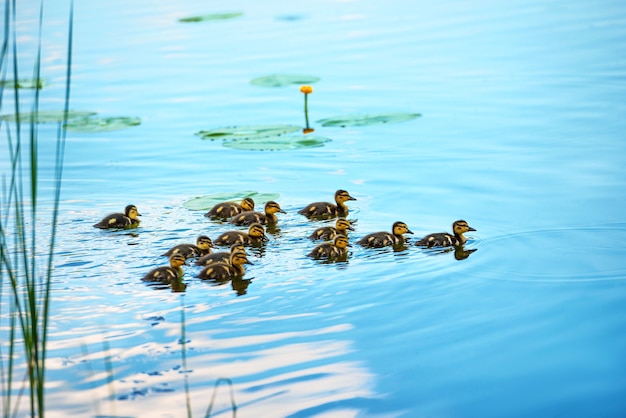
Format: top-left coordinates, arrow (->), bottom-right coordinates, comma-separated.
0,0 -> 74,416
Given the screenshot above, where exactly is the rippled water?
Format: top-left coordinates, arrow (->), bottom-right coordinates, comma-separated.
2,0 -> 626,417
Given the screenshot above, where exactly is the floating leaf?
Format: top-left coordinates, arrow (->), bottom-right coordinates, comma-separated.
0,78 -> 48,89
179,12 -> 243,23
250,74 -> 320,88
63,116 -> 141,132
0,110 -> 97,123
223,135 -> 331,151
196,124 -> 301,141
317,112 -> 421,127
183,191 -> 281,211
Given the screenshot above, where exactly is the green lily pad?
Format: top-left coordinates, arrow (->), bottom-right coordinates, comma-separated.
0,110 -> 97,123
63,116 -> 141,132
223,135 -> 331,151
0,78 -> 48,89
179,12 -> 243,23
250,74 -> 320,88
317,112 -> 421,127
183,191 -> 281,211
196,124 -> 301,141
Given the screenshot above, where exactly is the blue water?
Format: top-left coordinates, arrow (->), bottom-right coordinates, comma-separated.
2,0 -> 626,417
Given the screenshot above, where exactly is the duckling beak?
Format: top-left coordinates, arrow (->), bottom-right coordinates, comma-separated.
348,226 -> 355,231
468,226 -> 476,232
262,234 -> 269,242
348,196 -> 357,201
246,260 -> 254,265
407,229 -> 414,234
279,209 -> 287,214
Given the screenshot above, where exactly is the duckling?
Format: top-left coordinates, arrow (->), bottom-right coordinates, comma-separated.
213,222 -> 268,246
229,201 -> 286,226
357,221 -> 413,248
195,243 -> 247,266
197,251 -> 250,281
415,220 -> 476,247
307,235 -> 350,260
93,204 -> 141,229
298,189 -> 356,219
161,235 -> 214,259
204,197 -> 255,220
308,218 -> 354,241
142,253 -> 186,283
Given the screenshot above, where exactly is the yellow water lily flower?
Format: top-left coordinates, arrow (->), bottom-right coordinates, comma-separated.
300,85 -> 313,94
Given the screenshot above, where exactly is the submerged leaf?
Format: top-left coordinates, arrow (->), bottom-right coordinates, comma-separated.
223,135 -> 331,151
63,116 -> 141,132
0,110 -> 96,123
183,191 -> 281,211
317,112 -> 421,127
179,12 -> 243,23
250,74 -> 320,88
196,124 -> 301,141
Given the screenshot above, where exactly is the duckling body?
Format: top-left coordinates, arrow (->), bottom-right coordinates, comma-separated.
308,235 -> 350,260
198,252 -> 249,281
204,197 -> 255,220
298,190 -> 356,219
229,201 -> 285,226
93,205 -> 141,229
308,218 -> 354,241
213,223 -> 268,246
358,221 -> 413,248
195,244 -> 246,266
161,235 -> 214,259
142,254 -> 186,283
415,220 -> 476,247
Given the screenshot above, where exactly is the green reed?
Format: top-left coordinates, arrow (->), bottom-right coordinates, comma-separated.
0,0 -> 74,416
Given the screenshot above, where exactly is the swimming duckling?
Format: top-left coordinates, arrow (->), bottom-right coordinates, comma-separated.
93,204 -> 141,229
142,253 -> 186,283
308,218 -> 354,241
213,223 -> 268,246
204,197 -> 255,220
357,221 -> 413,248
161,235 -> 214,259
195,243 -> 247,266
415,220 -> 476,247
307,235 -> 350,260
197,251 -> 250,281
229,201 -> 286,226
298,189 -> 356,219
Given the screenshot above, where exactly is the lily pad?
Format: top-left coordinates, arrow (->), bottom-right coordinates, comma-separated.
0,110 -> 97,123
196,124 -> 301,141
179,12 -> 243,23
250,74 -> 320,88
63,116 -> 141,132
317,112 -> 421,127
183,191 -> 281,211
223,135 -> 331,151
0,78 -> 48,89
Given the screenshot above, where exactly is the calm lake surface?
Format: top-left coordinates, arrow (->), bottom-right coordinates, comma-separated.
2,0 -> 626,417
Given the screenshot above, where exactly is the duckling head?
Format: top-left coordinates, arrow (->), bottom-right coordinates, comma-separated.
241,197 -> 255,212
335,189 -> 357,203
169,253 -> 188,268
229,243 -> 247,255
125,205 -> 141,220
453,220 -> 476,235
230,251 -> 250,267
248,223 -> 269,241
196,235 -> 214,250
265,200 -> 286,214
336,218 -> 355,231
392,221 -> 413,236
333,234 -> 350,249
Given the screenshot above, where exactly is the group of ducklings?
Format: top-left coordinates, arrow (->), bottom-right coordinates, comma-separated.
93,189 -> 476,289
